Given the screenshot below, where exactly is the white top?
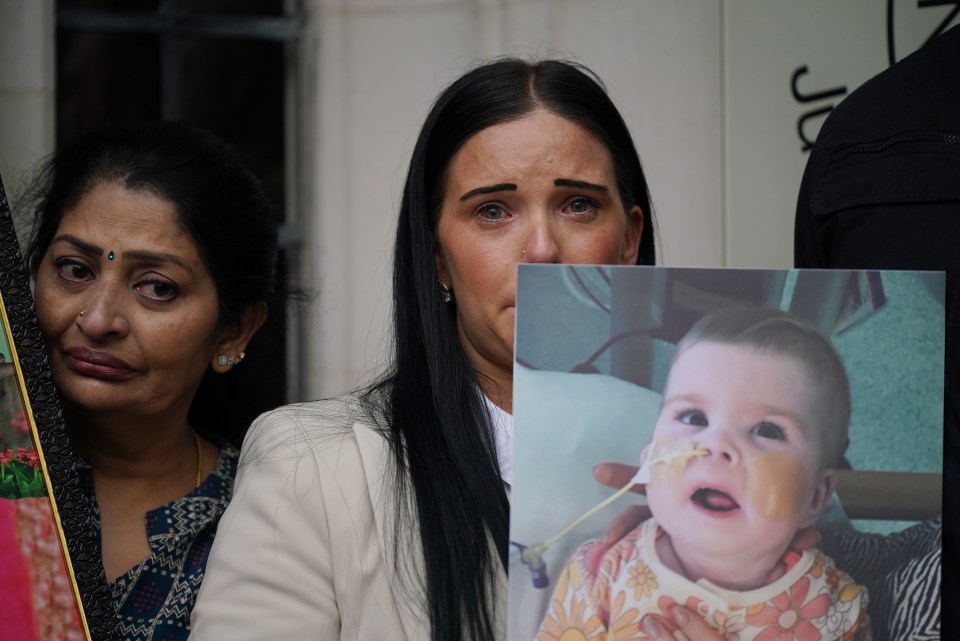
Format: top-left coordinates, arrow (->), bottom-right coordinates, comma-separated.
483,393 -> 514,486
190,398 -> 507,640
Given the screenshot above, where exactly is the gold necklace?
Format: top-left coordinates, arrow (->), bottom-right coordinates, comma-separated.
193,431 -> 203,489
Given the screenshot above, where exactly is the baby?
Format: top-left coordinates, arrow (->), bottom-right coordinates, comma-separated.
536,306 -> 870,641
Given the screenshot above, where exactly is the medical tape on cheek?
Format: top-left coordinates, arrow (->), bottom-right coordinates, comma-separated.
745,451 -> 809,521
632,438 -> 709,485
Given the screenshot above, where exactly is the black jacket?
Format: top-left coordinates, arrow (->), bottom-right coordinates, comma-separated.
796,23 -> 959,639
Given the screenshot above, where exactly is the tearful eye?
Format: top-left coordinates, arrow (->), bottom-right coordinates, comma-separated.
753,421 -> 786,441
570,198 -> 593,213
476,203 -> 506,222
565,197 -> 599,216
675,408 -> 708,427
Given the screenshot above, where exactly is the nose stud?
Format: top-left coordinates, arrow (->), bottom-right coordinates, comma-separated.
78,310 -> 85,318
521,250 -> 527,260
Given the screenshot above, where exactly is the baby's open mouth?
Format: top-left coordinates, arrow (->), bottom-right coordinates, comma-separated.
691,488 -> 740,513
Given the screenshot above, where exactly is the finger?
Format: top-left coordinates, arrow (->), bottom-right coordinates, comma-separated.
640,614 -> 672,640
602,504 -> 651,546
582,542 -> 608,575
670,605 -> 726,641
592,462 -> 646,494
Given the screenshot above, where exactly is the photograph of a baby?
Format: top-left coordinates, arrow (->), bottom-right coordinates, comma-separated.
508,265 -> 943,641
539,307 -> 868,640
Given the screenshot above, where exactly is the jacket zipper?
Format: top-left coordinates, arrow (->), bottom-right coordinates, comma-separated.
840,131 -> 960,157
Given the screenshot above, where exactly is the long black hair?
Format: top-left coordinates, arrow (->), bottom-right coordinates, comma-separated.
365,58 -> 656,640
25,120 -> 282,445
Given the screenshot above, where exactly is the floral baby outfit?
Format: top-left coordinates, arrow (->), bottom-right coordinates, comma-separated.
537,519 -> 869,641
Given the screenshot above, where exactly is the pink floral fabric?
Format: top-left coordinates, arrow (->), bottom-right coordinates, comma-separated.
536,520 -> 870,641
0,497 -> 85,641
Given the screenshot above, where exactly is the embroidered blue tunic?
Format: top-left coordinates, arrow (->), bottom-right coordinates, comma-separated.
78,439 -> 239,641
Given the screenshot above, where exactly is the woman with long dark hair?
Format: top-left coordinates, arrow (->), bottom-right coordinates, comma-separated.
190,58 -> 656,641
25,120 -> 281,640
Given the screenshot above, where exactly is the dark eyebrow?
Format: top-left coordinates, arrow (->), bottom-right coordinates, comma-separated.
554,178 -> 609,192
459,183 -> 517,201
124,250 -> 194,275
51,235 -> 194,275
52,234 -> 102,255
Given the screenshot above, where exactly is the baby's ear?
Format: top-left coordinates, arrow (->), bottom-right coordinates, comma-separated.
801,470 -> 836,527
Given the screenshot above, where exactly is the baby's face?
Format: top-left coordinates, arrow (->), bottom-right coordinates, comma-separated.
644,341 -> 834,562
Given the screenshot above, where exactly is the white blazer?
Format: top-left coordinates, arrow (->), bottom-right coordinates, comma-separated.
189,398 -> 507,640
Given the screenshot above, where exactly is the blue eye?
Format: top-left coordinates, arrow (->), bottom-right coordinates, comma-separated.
675,408 -> 708,427
753,421 -> 786,440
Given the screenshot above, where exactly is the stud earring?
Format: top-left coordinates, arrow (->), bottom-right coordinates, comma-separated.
521,250 -> 527,260
439,281 -> 453,304
218,352 -> 246,367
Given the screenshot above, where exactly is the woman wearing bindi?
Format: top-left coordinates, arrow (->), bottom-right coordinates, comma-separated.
24,120 -> 282,641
